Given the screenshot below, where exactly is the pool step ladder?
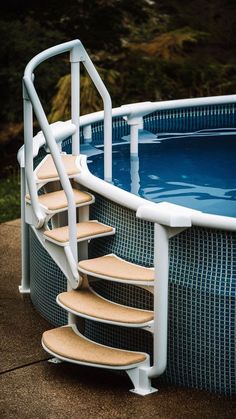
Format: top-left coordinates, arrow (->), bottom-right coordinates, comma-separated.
42,258 -> 156,395
27,152 -> 157,394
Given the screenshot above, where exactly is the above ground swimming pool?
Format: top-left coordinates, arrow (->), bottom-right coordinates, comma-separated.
19,40 -> 236,398
88,129 -> 236,217
21,93 -> 236,396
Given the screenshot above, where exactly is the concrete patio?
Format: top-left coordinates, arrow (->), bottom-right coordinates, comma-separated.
0,219 -> 235,418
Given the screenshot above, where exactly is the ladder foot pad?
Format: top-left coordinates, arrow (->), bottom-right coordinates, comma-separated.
44,221 -> 114,244
42,326 -> 146,367
78,254 -> 154,282
58,287 -> 153,324
36,154 -> 80,181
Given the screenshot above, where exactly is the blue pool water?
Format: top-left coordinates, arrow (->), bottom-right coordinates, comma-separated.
88,132 -> 236,217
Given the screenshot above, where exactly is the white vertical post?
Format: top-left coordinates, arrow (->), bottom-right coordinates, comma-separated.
23,82 -> 44,228
127,116 -> 143,157
153,223 -> 169,376
104,100 -> 112,182
147,222 -> 169,378
19,167 -> 31,293
136,204 -> 191,381
70,45 -> 80,156
130,155 -> 140,195
130,124 -> 139,155
81,47 -> 112,182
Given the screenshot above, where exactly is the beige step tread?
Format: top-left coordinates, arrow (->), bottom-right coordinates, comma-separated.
42,326 -> 146,367
78,254 -> 154,282
57,287 -> 153,325
44,221 -> 114,244
36,154 -> 79,181
26,189 -> 93,212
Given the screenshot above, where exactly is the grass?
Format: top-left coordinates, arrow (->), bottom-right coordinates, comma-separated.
0,168 -> 21,223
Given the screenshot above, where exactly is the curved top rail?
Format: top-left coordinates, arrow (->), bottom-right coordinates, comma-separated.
72,94 -> 236,127
127,94 -> 236,119
24,39 -> 81,78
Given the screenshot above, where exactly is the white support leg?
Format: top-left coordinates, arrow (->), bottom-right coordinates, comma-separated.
127,116 -> 143,157
127,366 -> 158,396
66,279 -> 78,324
130,124 -> 139,156
78,205 -> 89,261
83,124 -> 92,144
130,155 -> 140,196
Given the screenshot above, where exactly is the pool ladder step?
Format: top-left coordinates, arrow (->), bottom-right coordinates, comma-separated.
42,325 -> 148,368
44,221 -> 115,246
78,254 -> 155,285
35,154 -> 80,184
26,188 -> 94,214
57,286 -> 154,326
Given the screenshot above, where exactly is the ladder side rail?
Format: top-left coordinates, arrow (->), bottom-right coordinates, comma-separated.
23,75 -> 78,265
23,39 -> 113,268
23,40 -> 84,264
70,45 -> 80,156
23,83 -> 45,228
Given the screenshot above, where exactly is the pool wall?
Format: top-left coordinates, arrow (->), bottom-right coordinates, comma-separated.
29,102 -> 236,395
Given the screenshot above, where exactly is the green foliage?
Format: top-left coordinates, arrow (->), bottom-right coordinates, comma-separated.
1,0 -> 236,166
49,67 -> 120,122
126,27 -> 207,59
1,0 -> 236,128
0,16 -> 67,123
1,0 -> 236,221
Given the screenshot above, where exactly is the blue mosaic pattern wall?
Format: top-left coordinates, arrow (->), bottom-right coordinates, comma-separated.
30,229 -> 67,326
88,193 -> 236,395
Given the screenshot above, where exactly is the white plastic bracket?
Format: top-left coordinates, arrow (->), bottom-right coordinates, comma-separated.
126,116 -> 143,156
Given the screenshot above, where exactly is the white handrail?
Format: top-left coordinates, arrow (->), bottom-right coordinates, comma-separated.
23,39 -> 112,283
23,75 -> 78,262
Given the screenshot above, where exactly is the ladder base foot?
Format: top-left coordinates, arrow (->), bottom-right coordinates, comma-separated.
48,357 -> 63,364
19,285 -> 30,294
129,387 -> 158,396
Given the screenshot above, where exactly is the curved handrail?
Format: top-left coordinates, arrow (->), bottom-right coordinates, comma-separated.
23,39 -> 112,282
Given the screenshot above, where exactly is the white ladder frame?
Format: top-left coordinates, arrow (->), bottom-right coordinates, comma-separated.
21,40 -> 112,290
